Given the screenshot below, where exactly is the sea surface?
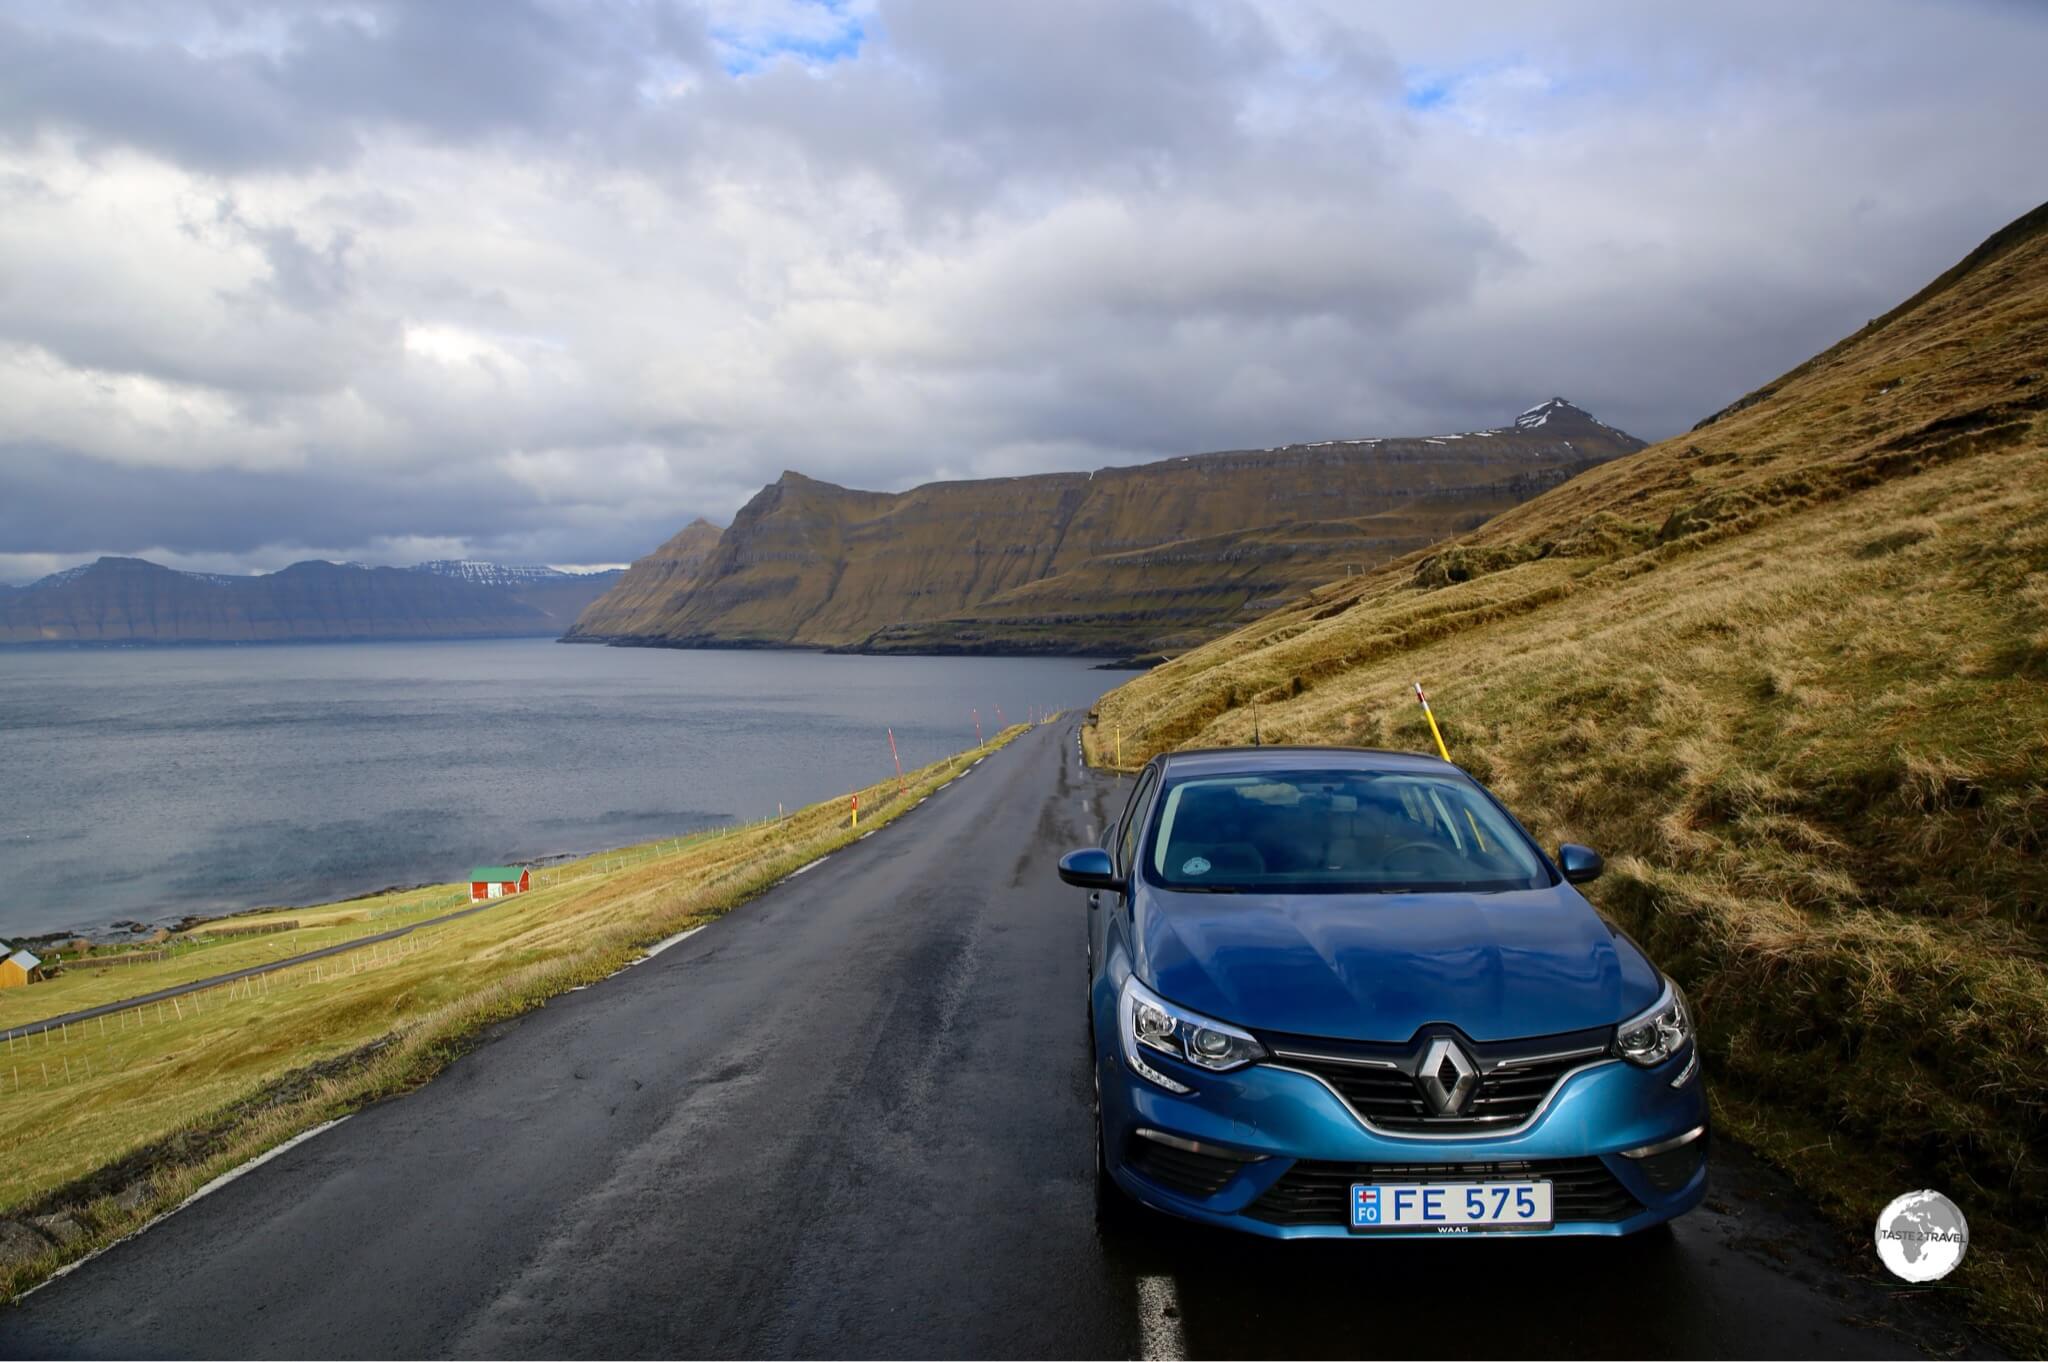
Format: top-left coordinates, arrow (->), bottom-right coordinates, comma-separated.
0,640 -> 1116,938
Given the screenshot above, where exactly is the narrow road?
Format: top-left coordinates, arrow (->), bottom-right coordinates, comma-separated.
1,897 -> 499,1045
0,722 -> 1989,1358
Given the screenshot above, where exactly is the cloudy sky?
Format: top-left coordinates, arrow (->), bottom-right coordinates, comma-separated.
2,0 -> 2044,581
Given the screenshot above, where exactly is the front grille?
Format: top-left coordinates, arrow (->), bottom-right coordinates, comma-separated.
1262,1027 -> 1610,1134
1247,1157 -> 1642,1227
1125,1137 -> 1249,1199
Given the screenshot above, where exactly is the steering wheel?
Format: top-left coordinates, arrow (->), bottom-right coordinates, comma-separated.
1382,839 -> 1458,871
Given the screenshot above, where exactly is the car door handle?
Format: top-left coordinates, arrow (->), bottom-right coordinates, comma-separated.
1088,891 -> 1102,910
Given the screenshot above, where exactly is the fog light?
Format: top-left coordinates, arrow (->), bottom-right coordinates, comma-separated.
1620,1125 -> 1706,1160
1620,1125 -> 1708,1193
1133,1128 -> 1265,1162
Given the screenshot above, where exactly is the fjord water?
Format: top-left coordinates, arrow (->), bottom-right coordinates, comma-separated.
0,640 -> 1113,937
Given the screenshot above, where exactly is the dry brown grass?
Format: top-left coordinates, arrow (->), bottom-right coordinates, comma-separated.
1088,208 -> 2048,1345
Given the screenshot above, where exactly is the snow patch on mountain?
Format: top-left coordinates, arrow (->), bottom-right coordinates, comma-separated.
1515,397 -> 1585,430
410,560 -> 581,587
28,564 -> 95,590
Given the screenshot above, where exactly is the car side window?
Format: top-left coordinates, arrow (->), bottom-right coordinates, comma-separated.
1117,768 -> 1159,879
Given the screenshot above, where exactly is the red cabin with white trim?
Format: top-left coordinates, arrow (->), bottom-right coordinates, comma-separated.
468,866 -> 530,901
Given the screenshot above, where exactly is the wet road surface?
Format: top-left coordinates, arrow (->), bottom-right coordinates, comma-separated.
0,721 -> 1993,1358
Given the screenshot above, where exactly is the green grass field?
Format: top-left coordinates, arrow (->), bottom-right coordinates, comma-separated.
0,887 -> 470,1034
0,723 -> 1036,1296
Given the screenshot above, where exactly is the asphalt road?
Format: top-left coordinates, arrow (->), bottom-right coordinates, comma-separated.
0,721 -> 1992,1359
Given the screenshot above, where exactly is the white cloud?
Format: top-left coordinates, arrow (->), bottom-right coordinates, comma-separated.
1,0 -> 2045,580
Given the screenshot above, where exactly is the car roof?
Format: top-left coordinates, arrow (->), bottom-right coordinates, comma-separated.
1154,745 -> 1465,778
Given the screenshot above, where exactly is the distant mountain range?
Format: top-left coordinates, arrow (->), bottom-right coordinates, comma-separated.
0,557 -> 623,645
566,399 -> 1645,661
6,400 -> 1643,655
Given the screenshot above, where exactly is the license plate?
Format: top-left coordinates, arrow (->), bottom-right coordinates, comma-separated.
1351,1181 -> 1552,1231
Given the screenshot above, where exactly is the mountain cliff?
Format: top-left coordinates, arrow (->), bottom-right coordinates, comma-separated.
0,557 -> 622,644
559,518 -> 723,642
568,401 -> 1643,657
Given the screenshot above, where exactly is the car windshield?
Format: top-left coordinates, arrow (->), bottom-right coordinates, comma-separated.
1145,769 -> 1552,894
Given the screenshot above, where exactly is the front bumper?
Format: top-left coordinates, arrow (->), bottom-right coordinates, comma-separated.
1099,1041 -> 1709,1239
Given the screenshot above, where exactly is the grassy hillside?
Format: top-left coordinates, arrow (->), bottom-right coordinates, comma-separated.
568,402 -> 1642,657
0,724 -> 1032,1296
862,491 -> 1552,662
561,518 -> 722,642
1087,206 -> 2048,1341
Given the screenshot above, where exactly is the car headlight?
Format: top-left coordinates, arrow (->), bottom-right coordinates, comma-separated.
1616,977 -> 1694,1067
1119,975 -> 1265,1093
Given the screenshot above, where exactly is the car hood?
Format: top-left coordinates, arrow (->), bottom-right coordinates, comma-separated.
1137,884 -> 1662,1043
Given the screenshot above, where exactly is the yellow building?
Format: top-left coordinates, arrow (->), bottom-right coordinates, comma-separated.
0,947 -> 45,989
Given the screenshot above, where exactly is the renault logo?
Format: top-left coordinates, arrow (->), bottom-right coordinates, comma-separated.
1417,1037 -> 1478,1115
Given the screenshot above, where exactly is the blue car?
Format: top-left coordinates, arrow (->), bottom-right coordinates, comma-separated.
1061,746 -> 1707,1239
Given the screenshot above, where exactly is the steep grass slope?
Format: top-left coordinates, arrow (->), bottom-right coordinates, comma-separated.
1088,205 -> 2048,1340
560,517 -> 721,642
862,489 -> 1557,661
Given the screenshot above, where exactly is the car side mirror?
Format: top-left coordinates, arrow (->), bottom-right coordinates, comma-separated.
1558,843 -> 1604,885
1058,847 -> 1124,892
